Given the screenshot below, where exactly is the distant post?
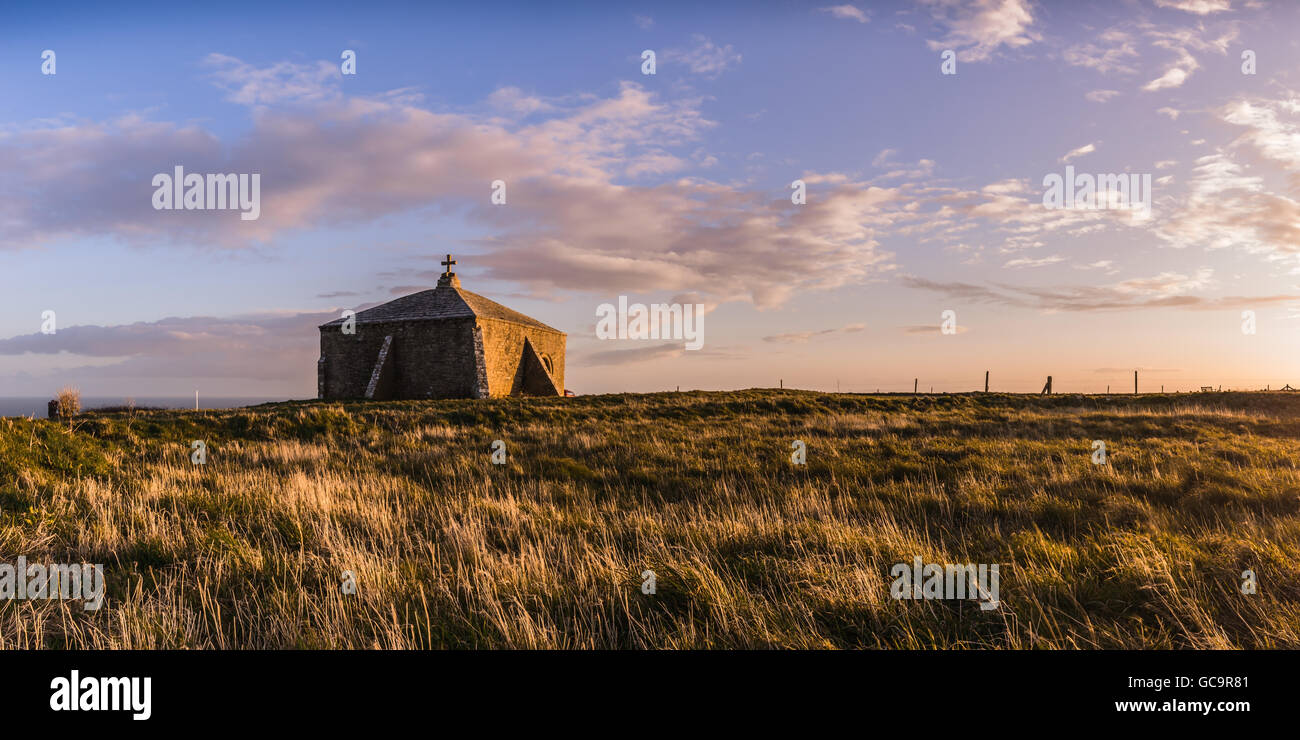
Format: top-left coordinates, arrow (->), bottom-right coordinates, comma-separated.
984,370 -> 989,393
914,378 -> 918,395
1041,376 -> 1052,395
779,379 -> 783,389
1134,370 -> 1138,396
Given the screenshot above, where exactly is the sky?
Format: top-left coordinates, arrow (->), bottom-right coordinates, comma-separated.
3,0 -> 1300,398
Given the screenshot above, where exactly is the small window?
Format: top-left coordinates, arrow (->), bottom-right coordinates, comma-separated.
541,355 -> 554,374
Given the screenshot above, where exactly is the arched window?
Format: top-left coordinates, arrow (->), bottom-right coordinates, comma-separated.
541,355 -> 554,374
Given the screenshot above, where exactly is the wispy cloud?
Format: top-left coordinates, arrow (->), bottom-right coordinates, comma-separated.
203,53 -> 341,106
901,323 -> 968,335
1154,141 -> 1300,256
819,5 -> 869,23
763,323 -> 866,343
1074,260 -> 1120,275
1153,0 -> 1232,14
1060,142 -> 1098,163
1085,89 -> 1121,103
665,35 -> 742,77
1004,255 -> 1065,269
582,343 -> 743,366
1142,24 -> 1237,91
487,86 -> 555,115
902,271 -> 1298,312
919,0 -> 1039,63
1064,29 -> 1139,74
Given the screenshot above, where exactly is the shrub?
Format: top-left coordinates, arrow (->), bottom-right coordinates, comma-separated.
56,386 -> 81,418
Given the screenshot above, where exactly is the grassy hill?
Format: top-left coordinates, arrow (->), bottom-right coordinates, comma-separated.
2,389 -> 1298,648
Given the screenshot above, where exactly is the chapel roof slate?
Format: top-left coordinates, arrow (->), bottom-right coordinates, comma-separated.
320,280 -> 562,333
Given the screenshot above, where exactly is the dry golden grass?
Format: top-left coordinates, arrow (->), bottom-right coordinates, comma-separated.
1,389 -> 1298,648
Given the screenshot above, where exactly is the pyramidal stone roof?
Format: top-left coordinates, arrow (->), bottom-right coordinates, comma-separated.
321,273 -> 562,333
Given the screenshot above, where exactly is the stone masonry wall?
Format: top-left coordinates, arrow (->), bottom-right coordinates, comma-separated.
319,318 -> 483,399
477,318 -> 565,396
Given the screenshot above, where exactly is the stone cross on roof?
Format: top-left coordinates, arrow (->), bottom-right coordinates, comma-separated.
437,254 -> 462,288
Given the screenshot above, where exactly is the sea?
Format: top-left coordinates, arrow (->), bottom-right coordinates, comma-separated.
0,397 -> 285,418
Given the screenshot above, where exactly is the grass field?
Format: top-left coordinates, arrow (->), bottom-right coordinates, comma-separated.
1,389 -> 1298,649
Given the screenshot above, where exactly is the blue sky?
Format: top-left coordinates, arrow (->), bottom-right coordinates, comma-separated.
3,0 -> 1300,398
